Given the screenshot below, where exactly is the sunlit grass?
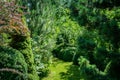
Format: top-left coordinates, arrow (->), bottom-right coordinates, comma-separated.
42,58 -> 84,80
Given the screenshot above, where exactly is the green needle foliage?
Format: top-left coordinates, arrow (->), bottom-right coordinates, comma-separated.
0,46 -> 27,80
69,0 -> 120,80
0,0 -> 39,80
1,0 -> 120,80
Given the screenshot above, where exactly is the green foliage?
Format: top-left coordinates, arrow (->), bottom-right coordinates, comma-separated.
0,46 -> 27,80
0,33 -> 11,46
37,66 -> 49,78
70,0 -> 120,80
8,0 -> 120,80
10,35 -> 39,80
32,32 -> 55,78
78,56 -> 120,80
53,45 -> 76,62
78,56 -> 108,80
0,0 -> 39,80
52,13 -> 80,62
73,29 -> 97,65
93,48 -> 109,71
105,58 -> 120,79
18,0 -> 58,78
93,0 -> 120,8
19,0 -> 81,78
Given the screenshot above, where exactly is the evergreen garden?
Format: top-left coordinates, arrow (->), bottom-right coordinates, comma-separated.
0,0 -> 120,80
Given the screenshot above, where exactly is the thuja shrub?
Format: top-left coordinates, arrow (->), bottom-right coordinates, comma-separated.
0,1 -> 39,80
0,46 -> 27,80
10,34 -> 39,80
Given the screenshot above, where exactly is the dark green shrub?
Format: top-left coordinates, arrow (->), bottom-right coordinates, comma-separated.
73,33 -> 96,65
68,0 -> 120,80
93,0 -> 120,9
53,46 -> 76,62
93,48 -> 109,71
78,56 -> 108,80
105,58 -> 120,79
53,32 -> 77,62
56,33 -> 69,46
99,19 -> 120,49
0,46 -> 27,80
37,66 -> 49,79
62,47 -> 76,61
77,37 -> 96,52
73,53 -> 80,65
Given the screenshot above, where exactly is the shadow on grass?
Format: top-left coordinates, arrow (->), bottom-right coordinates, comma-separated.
59,64 -> 82,80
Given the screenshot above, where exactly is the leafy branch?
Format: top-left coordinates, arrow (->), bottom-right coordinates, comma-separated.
0,0 -> 28,36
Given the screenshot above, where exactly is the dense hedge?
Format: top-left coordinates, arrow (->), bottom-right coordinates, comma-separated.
69,0 -> 120,80
0,46 -> 27,80
10,35 -> 39,80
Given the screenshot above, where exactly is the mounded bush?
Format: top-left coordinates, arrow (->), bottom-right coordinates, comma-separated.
52,46 -> 76,62
10,35 -> 39,80
78,56 -> 109,80
73,35 -> 96,65
0,46 -> 28,80
53,33 -> 77,62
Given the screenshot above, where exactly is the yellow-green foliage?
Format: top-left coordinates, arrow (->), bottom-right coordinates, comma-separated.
10,34 -> 39,80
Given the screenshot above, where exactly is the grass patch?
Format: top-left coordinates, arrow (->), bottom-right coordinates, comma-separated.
42,58 -> 84,80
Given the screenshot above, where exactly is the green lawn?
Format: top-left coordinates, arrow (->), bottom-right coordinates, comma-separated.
42,58 -> 84,80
